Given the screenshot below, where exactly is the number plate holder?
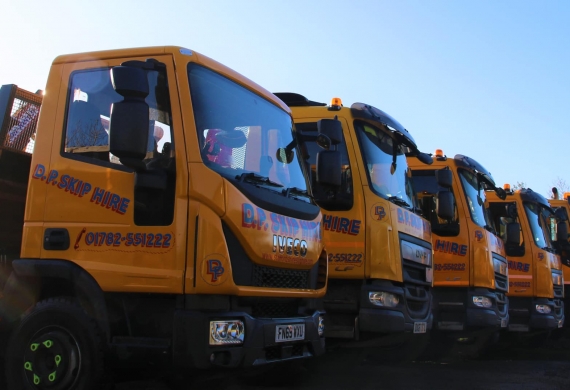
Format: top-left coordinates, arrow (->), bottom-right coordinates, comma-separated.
413,322 -> 427,334
275,324 -> 305,342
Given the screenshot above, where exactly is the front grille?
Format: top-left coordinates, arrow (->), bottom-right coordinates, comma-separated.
495,272 -> 508,292
402,260 -> 430,286
403,283 -> 431,320
554,299 -> 564,317
554,284 -> 564,299
496,292 -> 508,315
253,264 -> 309,289
264,343 -> 305,361
252,301 -> 299,318
402,261 -> 431,320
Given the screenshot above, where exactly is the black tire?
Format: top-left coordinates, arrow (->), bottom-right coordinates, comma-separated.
5,297 -> 105,390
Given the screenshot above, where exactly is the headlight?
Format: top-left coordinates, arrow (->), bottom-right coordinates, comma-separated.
552,272 -> 563,286
473,296 -> 493,308
209,320 -> 245,345
318,316 -> 325,337
369,292 -> 399,307
535,305 -> 552,314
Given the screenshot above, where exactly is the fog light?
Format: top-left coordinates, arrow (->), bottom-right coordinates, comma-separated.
209,320 -> 245,345
318,316 -> 325,337
535,305 -> 552,314
473,296 -> 492,308
369,292 -> 399,307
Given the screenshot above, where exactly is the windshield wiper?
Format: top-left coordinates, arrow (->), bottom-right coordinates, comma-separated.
282,187 -> 313,200
388,196 -> 411,209
235,172 -> 283,188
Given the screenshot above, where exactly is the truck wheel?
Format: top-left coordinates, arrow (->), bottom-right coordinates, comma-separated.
5,297 -> 105,390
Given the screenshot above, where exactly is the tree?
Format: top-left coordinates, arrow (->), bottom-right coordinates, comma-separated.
549,177 -> 569,200
511,181 -> 526,191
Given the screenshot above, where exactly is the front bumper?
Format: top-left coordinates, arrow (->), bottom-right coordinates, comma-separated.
508,297 -> 565,332
172,309 -> 325,369
358,281 -> 433,333
433,287 -> 509,331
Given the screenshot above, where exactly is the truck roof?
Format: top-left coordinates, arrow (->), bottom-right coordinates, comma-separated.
274,92 -> 417,149
53,46 -> 289,113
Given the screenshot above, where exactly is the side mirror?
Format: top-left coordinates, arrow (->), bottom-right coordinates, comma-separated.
316,133 -> 332,150
495,187 -> 507,200
557,221 -> 568,242
416,152 -> 433,165
505,222 -> 524,257
436,190 -> 455,220
316,150 -> 341,187
276,147 -> 295,164
436,168 -> 453,189
555,208 -> 568,222
505,222 -> 521,247
317,118 -> 343,145
507,204 -> 518,219
109,66 -> 149,169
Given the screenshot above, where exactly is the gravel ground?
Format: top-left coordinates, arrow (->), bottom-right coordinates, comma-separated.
3,342 -> 570,389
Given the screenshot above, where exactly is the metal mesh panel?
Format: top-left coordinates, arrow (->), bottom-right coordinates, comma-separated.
230,126 -> 249,169
3,88 -> 42,154
252,264 -> 309,289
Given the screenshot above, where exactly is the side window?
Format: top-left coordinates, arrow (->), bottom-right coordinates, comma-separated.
488,201 -> 524,256
64,69 -> 174,168
64,70 -> 119,163
64,67 -> 176,226
411,170 -> 459,237
296,122 -> 353,211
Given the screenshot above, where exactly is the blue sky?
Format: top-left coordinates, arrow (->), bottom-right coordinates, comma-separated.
2,0 -> 568,197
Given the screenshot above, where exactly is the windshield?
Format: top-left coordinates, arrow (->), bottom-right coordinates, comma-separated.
188,64 -> 309,194
524,202 -> 553,249
458,169 -> 492,229
354,120 -> 415,209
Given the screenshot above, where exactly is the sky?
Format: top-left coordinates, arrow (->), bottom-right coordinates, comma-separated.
1,0 -> 568,198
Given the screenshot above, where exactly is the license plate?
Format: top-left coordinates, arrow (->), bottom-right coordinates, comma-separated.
501,318 -> 508,328
413,322 -> 427,334
275,324 -> 305,342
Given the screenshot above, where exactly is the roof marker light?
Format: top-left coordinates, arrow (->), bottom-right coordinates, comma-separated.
435,149 -> 444,158
330,97 -> 343,107
504,183 -> 511,191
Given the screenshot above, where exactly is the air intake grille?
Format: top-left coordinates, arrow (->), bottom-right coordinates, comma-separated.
253,264 -> 309,289
495,272 -> 508,292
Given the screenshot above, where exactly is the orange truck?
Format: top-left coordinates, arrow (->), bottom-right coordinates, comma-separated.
547,192 -> 570,320
487,186 -> 564,332
408,151 -> 513,355
0,46 -> 332,389
274,93 -> 452,360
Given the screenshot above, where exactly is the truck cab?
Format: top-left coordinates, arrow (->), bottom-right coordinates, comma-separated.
487,186 -> 564,332
408,151 -> 511,353
275,93 -> 441,360
547,192 -> 570,320
0,47 -> 329,389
